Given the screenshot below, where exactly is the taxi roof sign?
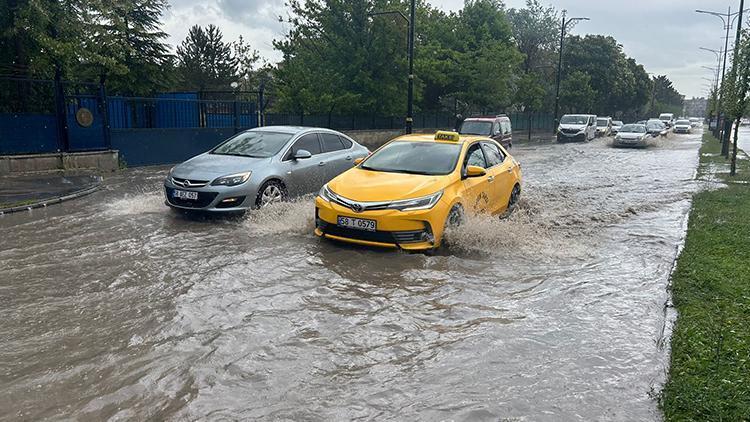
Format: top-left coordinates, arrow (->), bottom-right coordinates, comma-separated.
434,131 -> 461,142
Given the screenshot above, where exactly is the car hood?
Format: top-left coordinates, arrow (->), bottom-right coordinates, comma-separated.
559,124 -> 587,131
618,132 -> 645,139
328,167 -> 451,202
172,153 -> 270,180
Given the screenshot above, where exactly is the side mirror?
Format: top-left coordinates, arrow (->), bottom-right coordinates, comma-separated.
353,157 -> 364,165
293,149 -> 312,160
465,165 -> 487,178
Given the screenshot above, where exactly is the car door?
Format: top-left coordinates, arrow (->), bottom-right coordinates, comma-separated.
319,132 -> 353,180
481,141 -> 513,213
460,142 -> 493,214
280,132 -> 325,196
500,119 -> 512,147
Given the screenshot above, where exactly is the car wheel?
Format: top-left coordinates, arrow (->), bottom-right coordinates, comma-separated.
255,180 -> 287,208
508,184 -> 521,210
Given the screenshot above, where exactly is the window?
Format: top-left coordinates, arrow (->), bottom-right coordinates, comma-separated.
359,141 -> 461,175
459,121 -> 493,136
284,133 -> 321,160
492,122 -> 500,135
320,133 -> 345,153
211,131 -> 293,158
500,121 -> 512,135
465,143 -> 488,169
339,136 -> 353,149
481,142 -> 505,167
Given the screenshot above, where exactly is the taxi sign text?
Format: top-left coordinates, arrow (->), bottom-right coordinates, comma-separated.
434,131 -> 460,142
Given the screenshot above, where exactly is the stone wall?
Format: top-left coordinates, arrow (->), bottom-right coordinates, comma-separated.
0,151 -> 119,175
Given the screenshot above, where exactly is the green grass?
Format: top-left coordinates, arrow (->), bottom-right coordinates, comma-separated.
662,132 -> 750,421
0,198 -> 39,209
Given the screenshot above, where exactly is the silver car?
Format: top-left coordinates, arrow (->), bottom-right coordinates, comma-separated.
164,126 -> 369,212
613,124 -> 649,147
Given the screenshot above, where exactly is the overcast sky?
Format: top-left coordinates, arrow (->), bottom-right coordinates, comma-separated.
163,0 -> 745,99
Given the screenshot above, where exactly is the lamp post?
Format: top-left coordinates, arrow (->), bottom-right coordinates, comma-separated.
368,0 -> 416,134
696,7 -> 749,154
553,10 -> 589,133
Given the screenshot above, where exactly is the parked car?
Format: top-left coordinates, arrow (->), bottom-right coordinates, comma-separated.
636,120 -> 648,125
596,117 -> 613,137
646,120 -> 669,137
164,126 -> 370,212
673,119 -> 692,134
613,124 -> 649,147
689,117 -> 702,128
611,120 -> 624,134
659,113 -> 675,128
458,115 -> 513,149
315,131 -> 522,251
557,114 -> 597,142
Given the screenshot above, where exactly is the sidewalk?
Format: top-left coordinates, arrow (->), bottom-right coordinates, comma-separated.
0,172 -> 102,213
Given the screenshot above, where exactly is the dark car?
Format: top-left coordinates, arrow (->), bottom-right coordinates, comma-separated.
458,115 -> 513,149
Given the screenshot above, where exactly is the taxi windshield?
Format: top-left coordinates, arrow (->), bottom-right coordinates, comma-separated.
459,121 -> 493,136
360,141 -> 461,176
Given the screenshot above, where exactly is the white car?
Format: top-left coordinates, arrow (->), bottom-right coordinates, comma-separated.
557,114 -> 597,142
613,124 -> 649,147
689,117 -> 702,128
596,117 -> 613,137
659,113 -> 675,128
673,119 -> 692,134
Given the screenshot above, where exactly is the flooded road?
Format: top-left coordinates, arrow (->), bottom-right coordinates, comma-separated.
1,132 -> 702,421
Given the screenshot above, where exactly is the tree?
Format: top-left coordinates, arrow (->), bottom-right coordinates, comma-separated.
559,70 -> 595,113
506,0 -> 559,72
88,0 -> 173,95
177,24 -> 238,91
722,28 -> 750,175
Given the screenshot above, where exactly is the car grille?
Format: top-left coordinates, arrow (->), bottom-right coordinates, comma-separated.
165,187 -> 218,208
317,220 -> 427,244
172,177 -> 210,188
561,128 -> 580,134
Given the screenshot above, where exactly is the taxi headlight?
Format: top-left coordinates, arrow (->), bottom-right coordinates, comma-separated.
388,191 -> 443,211
211,171 -> 251,186
318,184 -> 333,202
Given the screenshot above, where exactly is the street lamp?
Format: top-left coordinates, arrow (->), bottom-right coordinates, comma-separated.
368,0 -> 416,134
553,10 -> 589,133
695,7 -> 750,153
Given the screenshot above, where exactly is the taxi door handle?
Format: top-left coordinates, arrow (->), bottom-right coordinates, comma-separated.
318,161 -> 326,166
487,176 -> 495,182
507,167 -> 513,173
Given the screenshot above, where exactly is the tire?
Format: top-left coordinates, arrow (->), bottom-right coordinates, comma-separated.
508,184 -> 521,210
255,180 -> 287,208
446,204 -> 465,228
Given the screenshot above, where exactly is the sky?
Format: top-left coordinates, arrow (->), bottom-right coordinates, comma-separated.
162,0 -> 746,99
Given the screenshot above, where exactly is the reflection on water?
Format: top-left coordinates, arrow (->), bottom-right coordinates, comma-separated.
0,133 -> 702,420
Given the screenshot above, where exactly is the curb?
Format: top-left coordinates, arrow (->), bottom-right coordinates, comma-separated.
0,179 -> 102,215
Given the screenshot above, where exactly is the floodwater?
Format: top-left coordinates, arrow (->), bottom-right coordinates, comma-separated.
1,132 -> 702,421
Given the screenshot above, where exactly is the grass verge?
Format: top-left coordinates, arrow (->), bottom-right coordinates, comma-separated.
662,132 -> 750,420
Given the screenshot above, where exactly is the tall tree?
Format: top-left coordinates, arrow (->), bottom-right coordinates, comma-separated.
506,0 -> 559,72
89,0 -> 173,95
177,24 -> 238,91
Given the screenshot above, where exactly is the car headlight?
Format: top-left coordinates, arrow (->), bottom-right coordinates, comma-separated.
211,171 -> 251,186
388,191 -> 443,211
615,135 -> 621,140
168,166 -> 176,177
318,184 -> 333,202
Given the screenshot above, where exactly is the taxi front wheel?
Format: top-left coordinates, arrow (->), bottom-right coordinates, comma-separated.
446,204 -> 464,227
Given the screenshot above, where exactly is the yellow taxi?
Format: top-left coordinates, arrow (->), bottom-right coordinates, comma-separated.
314,131 -> 522,250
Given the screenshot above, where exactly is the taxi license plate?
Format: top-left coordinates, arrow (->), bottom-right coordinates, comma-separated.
174,189 -> 198,200
337,216 -> 376,232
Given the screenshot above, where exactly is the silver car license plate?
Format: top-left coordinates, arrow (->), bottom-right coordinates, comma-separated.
337,216 -> 376,232
174,189 -> 198,200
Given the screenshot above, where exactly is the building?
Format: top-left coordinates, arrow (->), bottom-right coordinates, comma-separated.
683,97 -> 708,118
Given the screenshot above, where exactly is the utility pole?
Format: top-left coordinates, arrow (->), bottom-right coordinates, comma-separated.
369,0 -> 416,135
553,10 -> 589,133
731,0 -> 745,176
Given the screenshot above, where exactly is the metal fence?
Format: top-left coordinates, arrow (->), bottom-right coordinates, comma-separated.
264,112 -> 455,131
108,96 -> 258,130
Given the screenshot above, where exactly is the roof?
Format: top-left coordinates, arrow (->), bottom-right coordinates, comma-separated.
393,133 -> 488,145
248,125 -> 341,135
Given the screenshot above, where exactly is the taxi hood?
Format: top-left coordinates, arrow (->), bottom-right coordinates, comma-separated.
327,167 -> 452,202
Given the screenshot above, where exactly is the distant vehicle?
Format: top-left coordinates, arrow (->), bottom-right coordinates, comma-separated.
611,120 -> 624,134
636,120 -> 648,125
659,113 -> 675,128
673,119 -> 692,134
459,115 -> 513,149
613,124 -> 649,147
596,117 -> 613,137
689,117 -> 702,128
557,114 -> 597,142
741,117 -> 750,126
646,120 -> 669,137
164,126 -> 369,212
